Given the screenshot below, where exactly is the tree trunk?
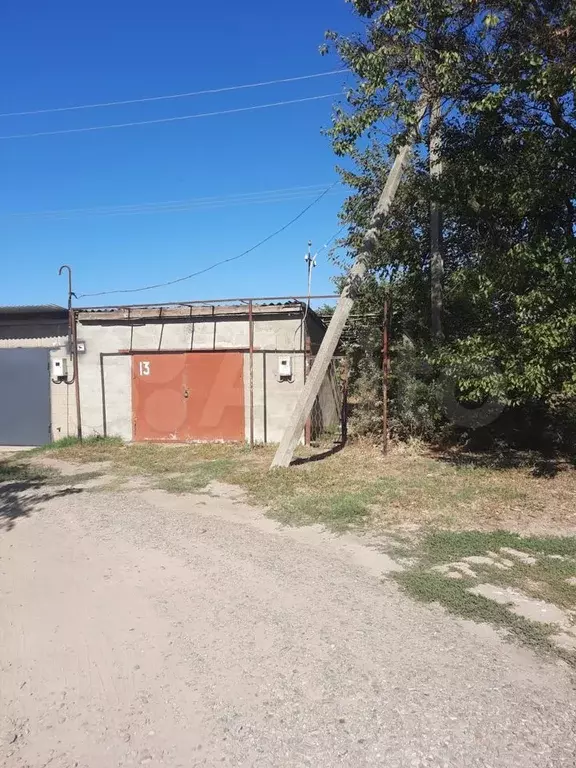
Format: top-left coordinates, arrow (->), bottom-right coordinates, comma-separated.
430,99 -> 444,343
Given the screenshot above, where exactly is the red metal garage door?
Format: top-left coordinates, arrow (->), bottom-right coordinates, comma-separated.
132,352 -> 244,442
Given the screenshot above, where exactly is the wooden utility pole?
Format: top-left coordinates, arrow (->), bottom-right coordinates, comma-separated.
270,100 -> 427,469
430,99 -> 444,342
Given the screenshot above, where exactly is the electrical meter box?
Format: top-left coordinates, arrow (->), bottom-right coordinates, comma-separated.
51,357 -> 68,380
278,355 -> 293,382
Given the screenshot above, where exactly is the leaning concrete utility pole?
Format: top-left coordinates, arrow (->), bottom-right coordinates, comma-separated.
271,101 -> 427,469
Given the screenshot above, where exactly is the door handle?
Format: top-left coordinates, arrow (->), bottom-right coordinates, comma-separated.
183,388 -> 189,399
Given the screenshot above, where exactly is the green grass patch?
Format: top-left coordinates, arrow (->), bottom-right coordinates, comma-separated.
394,569 -> 573,664
154,459 -> 236,493
0,460 -> 55,484
250,462 -> 528,532
416,530 -> 576,565
392,529 -> 576,666
272,490 -> 373,530
469,554 -> 576,611
32,435 -> 123,456
23,440 -> 576,536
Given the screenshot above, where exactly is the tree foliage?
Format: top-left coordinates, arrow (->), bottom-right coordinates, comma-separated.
324,1 -> 576,438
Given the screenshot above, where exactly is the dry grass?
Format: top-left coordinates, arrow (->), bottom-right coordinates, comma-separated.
26,437 -> 576,535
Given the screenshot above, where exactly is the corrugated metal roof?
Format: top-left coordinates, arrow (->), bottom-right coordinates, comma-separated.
0,304 -> 66,315
78,300 -> 303,313
77,302 -> 308,323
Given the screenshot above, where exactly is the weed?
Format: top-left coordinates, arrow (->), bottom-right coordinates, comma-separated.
0,461 -> 54,484
394,569 -> 573,664
32,435 -> 123,456
392,529 -> 576,666
27,439 -> 576,534
154,459 -> 236,493
273,490 -> 372,530
417,530 -> 576,565
39,435 -> 121,450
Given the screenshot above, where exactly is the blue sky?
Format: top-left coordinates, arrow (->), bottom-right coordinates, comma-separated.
0,1 -> 357,307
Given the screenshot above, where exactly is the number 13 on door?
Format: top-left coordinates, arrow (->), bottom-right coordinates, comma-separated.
139,361 -> 150,376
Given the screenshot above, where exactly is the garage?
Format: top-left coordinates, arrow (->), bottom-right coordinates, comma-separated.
0,348 -> 51,446
0,305 -> 74,447
132,351 -> 245,442
75,300 -> 340,444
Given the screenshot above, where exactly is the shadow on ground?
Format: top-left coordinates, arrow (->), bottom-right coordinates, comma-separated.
291,440 -> 346,466
436,447 -> 576,478
0,461 -> 84,532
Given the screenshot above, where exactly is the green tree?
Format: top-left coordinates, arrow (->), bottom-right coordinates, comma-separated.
324,1 -> 576,440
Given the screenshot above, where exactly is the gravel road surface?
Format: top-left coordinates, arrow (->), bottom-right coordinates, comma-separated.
1,481 -> 575,767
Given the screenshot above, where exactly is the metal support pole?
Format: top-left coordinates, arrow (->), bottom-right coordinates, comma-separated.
71,309 -> 82,442
99,353 -> 107,437
304,331 -> 312,446
341,359 -> 348,445
59,264 -> 74,345
248,300 -> 254,448
382,299 -> 389,454
58,265 -> 82,441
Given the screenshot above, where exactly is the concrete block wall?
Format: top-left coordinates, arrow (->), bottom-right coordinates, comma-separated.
77,323 -> 133,439
243,351 -> 306,443
0,319 -> 77,441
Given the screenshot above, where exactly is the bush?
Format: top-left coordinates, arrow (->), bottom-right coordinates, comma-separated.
388,343 -> 445,442
346,338 -> 445,444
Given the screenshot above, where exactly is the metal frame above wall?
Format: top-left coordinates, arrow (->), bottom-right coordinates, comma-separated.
76,294 -> 338,313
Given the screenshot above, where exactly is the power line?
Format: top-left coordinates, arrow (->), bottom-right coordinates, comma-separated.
0,70 -> 347,118
0,93 -> 340,140
314,224 -> 348,257
294,225 -> 348,344
2,183 -> 340,220
40,190 -> 341,220
77,182 -> 339,298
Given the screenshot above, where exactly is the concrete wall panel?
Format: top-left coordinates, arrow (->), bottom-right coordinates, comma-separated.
191,321 -> 219,350
160,322 -> 193,350
77,324 -> 131,437
103,356 -> 132,440
256,318 -> 303,351
262,352 -> 305,444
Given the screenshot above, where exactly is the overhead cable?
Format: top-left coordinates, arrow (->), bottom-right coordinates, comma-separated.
77,182 -> 339,298
0,70 -> 347,118
314,224 -> 348,257
2,184 -> 340,220
0,93 -> 340,140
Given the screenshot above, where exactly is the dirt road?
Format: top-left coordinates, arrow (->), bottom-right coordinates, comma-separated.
1,479 -> 575,767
